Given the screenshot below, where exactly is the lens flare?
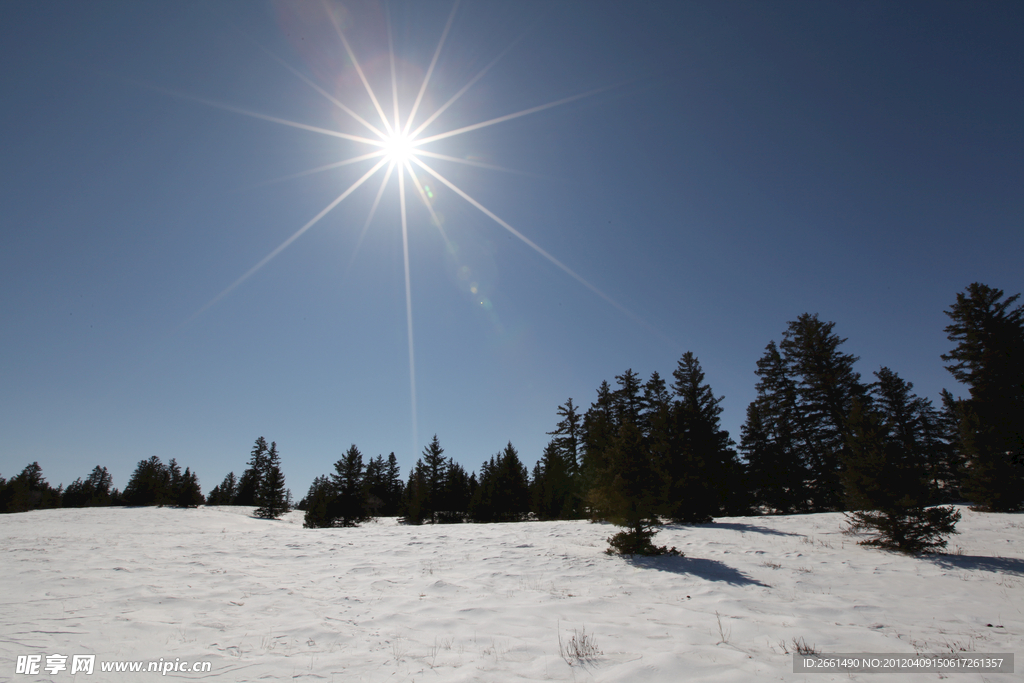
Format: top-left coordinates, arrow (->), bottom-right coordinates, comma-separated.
186,1 -> 659,453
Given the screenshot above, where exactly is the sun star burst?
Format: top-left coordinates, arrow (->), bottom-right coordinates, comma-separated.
189,1 -> 647,452
381,131 -> 417,165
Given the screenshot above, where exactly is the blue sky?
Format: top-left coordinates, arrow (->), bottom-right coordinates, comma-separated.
2,1 -> 1021,496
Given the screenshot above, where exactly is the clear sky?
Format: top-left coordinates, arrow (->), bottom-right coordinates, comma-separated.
2,1 -> 1021,497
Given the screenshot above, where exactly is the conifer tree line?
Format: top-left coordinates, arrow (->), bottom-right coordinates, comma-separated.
299,437 -> 534,527
207,436 -> 291,519
3,283 -> 1021,545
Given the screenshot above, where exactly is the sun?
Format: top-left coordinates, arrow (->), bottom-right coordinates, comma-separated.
381,131 -> 416,164
189,1 -> 641,451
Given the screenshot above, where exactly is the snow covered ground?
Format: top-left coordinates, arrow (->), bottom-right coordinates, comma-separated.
2,505 -> 1020,681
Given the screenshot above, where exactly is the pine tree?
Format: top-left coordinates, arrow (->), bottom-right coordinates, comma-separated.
85,466 -> 113,506
666,352 -> 743,521
364,455 -> 387,517
177,468 -> 205,507
581,381 -> 616,518
593,420 -> 676,556
329,444 -> 368,526
402,464 -> 428,524
533,440 -> 573,520
612,369 -> 644,425
942,283 -> 1024,511
843,395 -> 960,553
167,459 -> 183,505
779,314 -> 868,510
439,459 -> 472,523
207,472 -> 238,505
420,435 -> 448,523
471,444 -> 530,522
384,452 -> 404,516
545,398 -> 584,518
302,476 -> 334,528
123,456 -> 171,506
235,437 -> 270,506
744,341 -> 809,512
255,441 -> 288,519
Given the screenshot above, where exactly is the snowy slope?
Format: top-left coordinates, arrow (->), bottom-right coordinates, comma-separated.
1,505 -> 1020,681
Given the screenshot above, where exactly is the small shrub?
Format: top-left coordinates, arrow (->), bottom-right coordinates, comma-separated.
605,529 -> 682,557
558,624 -> 602,665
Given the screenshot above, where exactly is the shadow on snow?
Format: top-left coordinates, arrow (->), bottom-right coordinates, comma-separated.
625,554 -> 769,586
662,521 -> 802,537
924,553 -> 1024,577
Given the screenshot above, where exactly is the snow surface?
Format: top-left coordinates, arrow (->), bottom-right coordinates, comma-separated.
2,505 -> 1021,681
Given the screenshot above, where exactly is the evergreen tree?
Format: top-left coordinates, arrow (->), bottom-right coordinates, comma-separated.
581,381 -> 616,518
62,465 -> 114,508
402,464 -> 428,524
85,465 -> 113,506
438,459 -> 472,523
62,477 -> 89,508
2,462 -> 62,513
843,397 -> 960,553
302,475 -> 335,528
235,437 -> 270,506
666,352 -> 744,521
420,435 -> 448,523
779,314 -> 868,510
364,455 -> 387,517
744,341 -> 809,512
384,452 -> 404,516
471,443 -> 530,522
532,440 -> 574,520
612,369 -> 644,426
207,472 -> 238,505
176,467 -> 205,508
330,444 -> 369,526
935,389 -> 966,500
941,283 -> 1024,510
122,456 -> 171,506
550,399 -> 583,480
167,458 -> 183,504
591,420 -> 676,556
255,441 -> 288,519
545,398 -> 584,518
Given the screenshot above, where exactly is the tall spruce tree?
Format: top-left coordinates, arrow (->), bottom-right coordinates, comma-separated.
581,381 -> 616,519
532,440 -> 574,520
383,453 -> 404,516
544,398 -> 584,518
420,435 -> 448,523
255,441 -> 288,519
364,455 -> 387,517
743,341 -> 809,512
439,459 -> 472,523
779,314 -> 868,510
330,444 -> 369,526
666,352 -> 744,521
471,443 -> 530,522
235,437 -> 270,506
403,464 -> 428,524
941,283 -> 1024,511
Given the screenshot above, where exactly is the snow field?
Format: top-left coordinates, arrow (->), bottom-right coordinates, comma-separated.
1,505 -> 1020,681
